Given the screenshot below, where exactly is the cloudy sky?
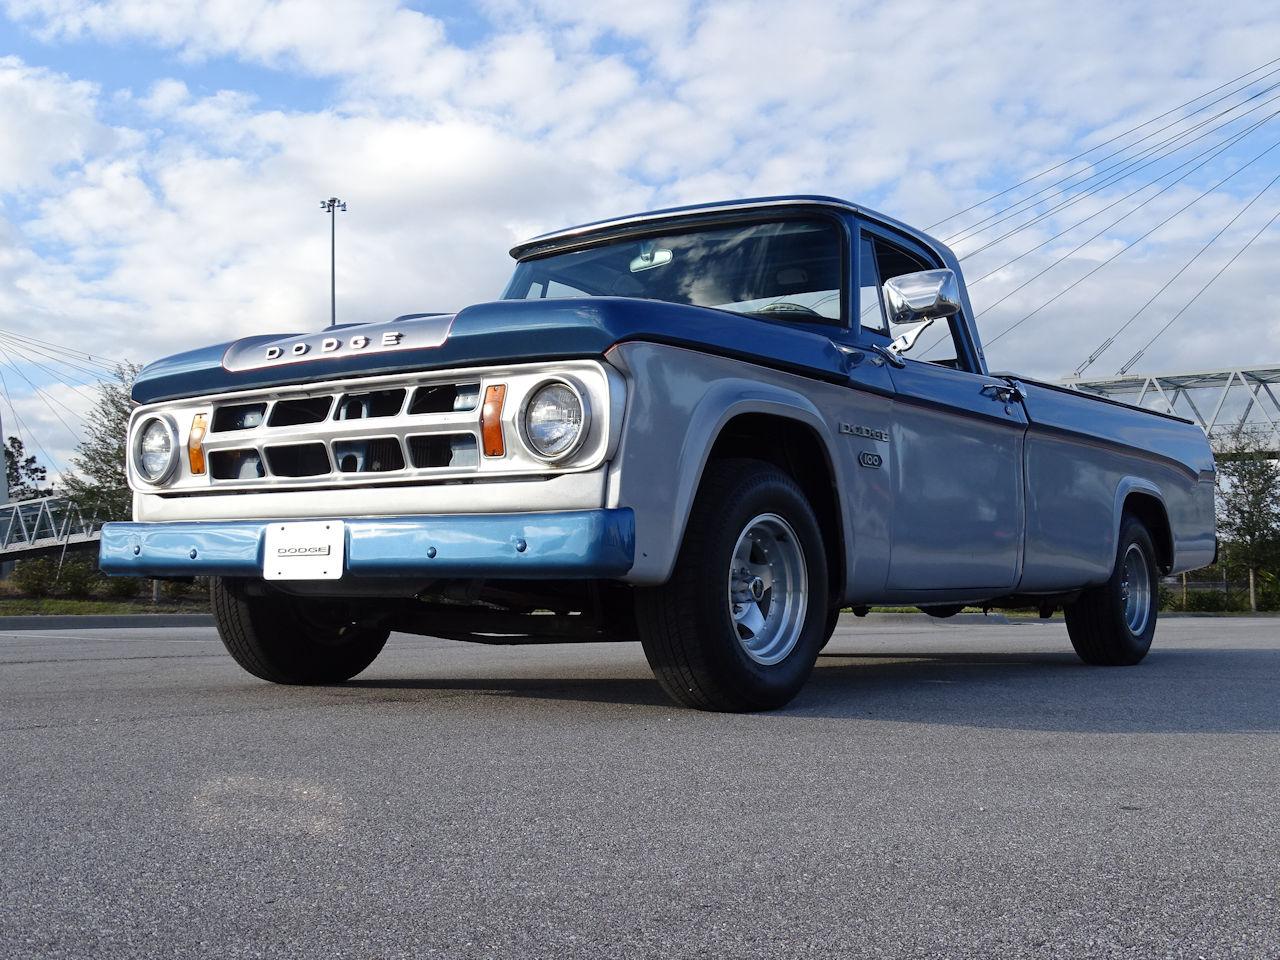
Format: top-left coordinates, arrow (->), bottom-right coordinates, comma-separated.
2,0 -> 1280,476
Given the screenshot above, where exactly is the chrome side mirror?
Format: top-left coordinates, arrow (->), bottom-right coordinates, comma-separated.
883,268 -> 962,357
883,269 -> 962,325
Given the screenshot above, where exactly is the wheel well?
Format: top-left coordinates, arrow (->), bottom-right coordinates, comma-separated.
1124,492 -> 1173,573
706,413 -> 844,600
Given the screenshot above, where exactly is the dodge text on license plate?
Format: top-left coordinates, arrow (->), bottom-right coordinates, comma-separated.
263,521 -> 346,581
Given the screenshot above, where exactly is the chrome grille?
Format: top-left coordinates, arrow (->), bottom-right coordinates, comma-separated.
201,377 -> 484,487
127,359 -> 618,495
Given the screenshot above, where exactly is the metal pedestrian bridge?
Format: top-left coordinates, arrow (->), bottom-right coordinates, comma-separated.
0,496 -> 103,562
1065,365 -> 1280,456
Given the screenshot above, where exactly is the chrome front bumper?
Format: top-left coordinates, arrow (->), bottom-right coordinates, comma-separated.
99,509 -> 635,580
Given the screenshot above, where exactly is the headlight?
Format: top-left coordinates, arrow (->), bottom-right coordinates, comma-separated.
521,380 -> 588,461
132,415 -> 180,484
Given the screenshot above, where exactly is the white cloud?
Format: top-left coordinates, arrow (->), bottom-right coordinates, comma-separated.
4,0 -> 464,90
0,56 -> 116,189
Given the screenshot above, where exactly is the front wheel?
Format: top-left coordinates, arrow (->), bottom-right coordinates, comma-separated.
636,459 -> 829,711
1063,515 -> 1159,666
211,578 -> 390,684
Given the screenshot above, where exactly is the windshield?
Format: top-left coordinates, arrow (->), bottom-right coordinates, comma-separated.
502,219 -> 844,323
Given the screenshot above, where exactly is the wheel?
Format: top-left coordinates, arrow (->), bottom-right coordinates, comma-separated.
1063,514 -> 1158,666
820,604 -> 841,651
210,578 -> 390,684
636,459 -> 829,711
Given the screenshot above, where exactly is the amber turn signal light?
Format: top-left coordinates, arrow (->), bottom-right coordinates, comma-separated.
187,413 -> 208,475
481,384 -> 507,458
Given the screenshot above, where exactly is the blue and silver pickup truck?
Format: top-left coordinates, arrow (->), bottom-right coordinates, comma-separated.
100,196 -> 1216,711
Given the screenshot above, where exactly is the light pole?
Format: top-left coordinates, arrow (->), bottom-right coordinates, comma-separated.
320,196 -> 347,327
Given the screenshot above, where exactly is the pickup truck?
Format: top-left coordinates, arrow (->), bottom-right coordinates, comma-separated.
100,196 -> 1217,711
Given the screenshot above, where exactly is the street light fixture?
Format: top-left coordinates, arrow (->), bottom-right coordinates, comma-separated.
320,197 -> 347,328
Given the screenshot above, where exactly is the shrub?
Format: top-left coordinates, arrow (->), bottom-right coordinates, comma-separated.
1184,589 -> 1229,613
1253,576 -> 1279,613
56,556 -> 100,598
13,557 -> 56,597
100,575 -> 141,599
160,578 -> 193,600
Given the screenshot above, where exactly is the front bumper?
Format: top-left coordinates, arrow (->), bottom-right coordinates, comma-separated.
99,509 -> 635,580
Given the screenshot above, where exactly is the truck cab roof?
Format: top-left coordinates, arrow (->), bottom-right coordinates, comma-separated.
510,195 -> 957,267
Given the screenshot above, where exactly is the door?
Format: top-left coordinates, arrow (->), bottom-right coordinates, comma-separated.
859,227 -> 1027,592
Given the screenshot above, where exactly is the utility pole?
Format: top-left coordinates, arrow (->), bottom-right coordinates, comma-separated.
320,197 -> 347,328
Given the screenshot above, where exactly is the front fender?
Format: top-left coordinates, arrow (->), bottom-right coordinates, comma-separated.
606,342 -> 847,585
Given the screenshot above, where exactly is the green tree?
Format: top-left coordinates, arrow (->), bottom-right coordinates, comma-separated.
60,363 -> 141,522
4,436 -> 51,501
1215,428 -> 1280,612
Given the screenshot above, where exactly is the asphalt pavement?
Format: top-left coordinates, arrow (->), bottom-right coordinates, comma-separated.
1,615 -> 1277,959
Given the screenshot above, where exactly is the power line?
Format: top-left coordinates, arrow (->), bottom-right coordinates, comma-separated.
960,95 -> 1280,268
982,134 -> 1280,347
1073,171 -> 1280,377
0,337 -> 109,385
0,349 -> 87,445
964,113 -> 1279,325
1115,206 -> 1280,375
0,327 -> 118,371
0,368 -> 64,477
1,348 -> 99,401
917,121 -> 1280,359
0,337 -> 103,391
947,80 -> 1280,249
926,56 -> 1280,232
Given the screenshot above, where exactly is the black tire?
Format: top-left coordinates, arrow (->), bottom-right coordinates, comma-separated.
210,578 -> 390,684
1064,514 -> 1159,666
820,604 -> 841,651
636,459 -> 829,711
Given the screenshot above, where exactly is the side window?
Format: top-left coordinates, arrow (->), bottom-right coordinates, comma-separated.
858,236 -> 886,333
870,236 -> 964,369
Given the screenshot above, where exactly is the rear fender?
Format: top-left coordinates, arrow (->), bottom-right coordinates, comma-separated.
1114,478 -> 1173,574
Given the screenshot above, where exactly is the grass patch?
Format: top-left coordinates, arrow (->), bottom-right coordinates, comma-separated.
0,598 -> 208,616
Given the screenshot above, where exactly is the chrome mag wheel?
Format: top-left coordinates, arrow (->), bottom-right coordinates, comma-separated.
727,513 -> 808,665
1119,542 -> 1152,635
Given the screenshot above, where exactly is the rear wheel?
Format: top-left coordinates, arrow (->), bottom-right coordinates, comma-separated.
1064,515 -> 1158,666
636,459 -> 829,711
211,578 -> 389,684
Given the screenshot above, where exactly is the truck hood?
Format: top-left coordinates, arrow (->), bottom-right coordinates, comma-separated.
132,298 -> 853,404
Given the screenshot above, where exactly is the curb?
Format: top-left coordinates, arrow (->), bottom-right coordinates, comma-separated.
0,614 -> 215,631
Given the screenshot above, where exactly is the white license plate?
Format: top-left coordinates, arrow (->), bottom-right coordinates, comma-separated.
263,521 -> 345,581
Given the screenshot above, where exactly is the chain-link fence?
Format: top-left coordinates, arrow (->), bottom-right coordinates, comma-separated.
1160,576 -> 1279,612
